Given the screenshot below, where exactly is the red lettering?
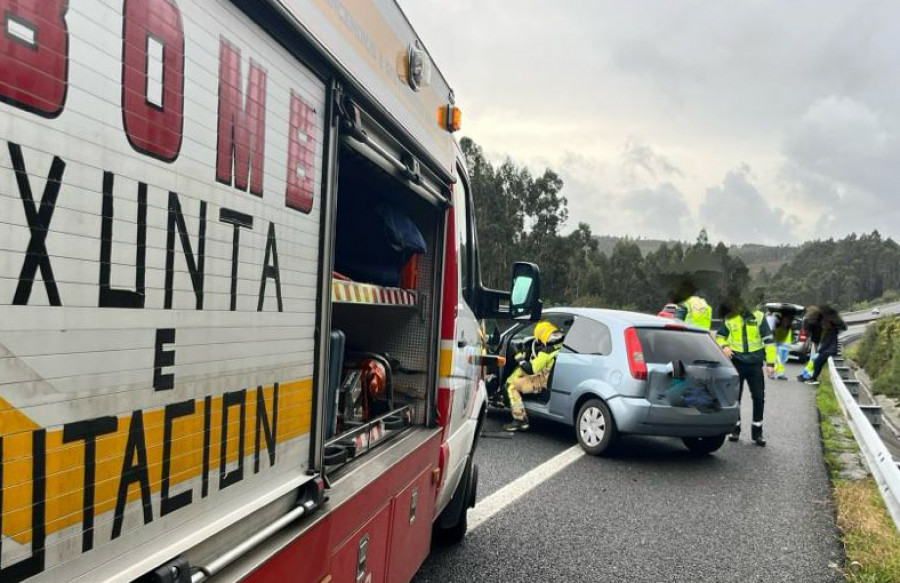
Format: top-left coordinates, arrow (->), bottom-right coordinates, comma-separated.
121,0 -> 185,162
216,39 -> 267,196
0,0 -> 69,117
285,92 -> 316,213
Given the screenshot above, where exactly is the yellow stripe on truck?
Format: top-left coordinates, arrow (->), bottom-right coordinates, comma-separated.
0,396 -> 40,433
1,379 -> 312,544
438,348 -> 453,379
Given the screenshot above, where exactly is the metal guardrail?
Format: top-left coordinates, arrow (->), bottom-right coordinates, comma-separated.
828,357 -> 900,533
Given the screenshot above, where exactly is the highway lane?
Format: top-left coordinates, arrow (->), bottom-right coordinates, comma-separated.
843,301 -> 900,324
416,364 -> 843,583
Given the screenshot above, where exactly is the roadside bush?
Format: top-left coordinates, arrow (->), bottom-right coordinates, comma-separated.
873,355 -> 900,399
856,316 -> 900,398
856,317 -> 900,379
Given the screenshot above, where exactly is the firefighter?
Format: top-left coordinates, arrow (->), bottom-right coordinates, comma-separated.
503,321 -> 564,432
716,297 -> 776,446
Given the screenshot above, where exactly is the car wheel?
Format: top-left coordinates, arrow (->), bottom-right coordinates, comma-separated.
575,398 -> 617,456
682,434 -> 727,455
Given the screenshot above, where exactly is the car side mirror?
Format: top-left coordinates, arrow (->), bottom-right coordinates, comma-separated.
510,262 -> 542,320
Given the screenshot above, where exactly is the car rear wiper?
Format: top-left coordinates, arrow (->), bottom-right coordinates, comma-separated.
692,359 -> 722,366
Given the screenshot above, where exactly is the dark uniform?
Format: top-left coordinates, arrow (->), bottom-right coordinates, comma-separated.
716,310 -> 776,446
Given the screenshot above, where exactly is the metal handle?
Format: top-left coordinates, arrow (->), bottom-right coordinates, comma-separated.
190,500 -> 316,583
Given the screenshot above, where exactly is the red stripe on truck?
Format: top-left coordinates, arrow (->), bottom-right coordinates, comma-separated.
440,208 -> 457,341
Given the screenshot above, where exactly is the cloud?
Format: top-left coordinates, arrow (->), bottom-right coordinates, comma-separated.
780,95 -> 900,238
621,138 -> 683,185
400,0 -> 900,243
700,165 -> 796,244
622,183 -> 691,239
555,143 -> 695,241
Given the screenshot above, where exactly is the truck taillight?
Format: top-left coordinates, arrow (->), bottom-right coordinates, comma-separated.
623,327 -> 647,380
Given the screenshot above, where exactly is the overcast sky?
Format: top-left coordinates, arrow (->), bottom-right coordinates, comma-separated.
399,0 -> 900,245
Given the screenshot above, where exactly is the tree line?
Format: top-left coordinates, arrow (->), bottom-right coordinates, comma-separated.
758,232 -> 900,309
463,137 -> 900,314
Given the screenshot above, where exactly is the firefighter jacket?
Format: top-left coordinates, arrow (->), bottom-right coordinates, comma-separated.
507,339 -> 561,388
716,310 -> 776,365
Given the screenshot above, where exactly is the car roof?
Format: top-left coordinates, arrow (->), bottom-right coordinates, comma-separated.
546,307 -> 679,328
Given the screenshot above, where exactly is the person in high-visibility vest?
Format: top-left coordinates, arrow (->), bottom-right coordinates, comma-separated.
771,314 -> 793,380
716,302 -> 776,446
674,295 -> 713,330
503,321 -> 564,432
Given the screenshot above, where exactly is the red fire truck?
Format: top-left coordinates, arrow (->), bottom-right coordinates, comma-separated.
0,1 -> 541,581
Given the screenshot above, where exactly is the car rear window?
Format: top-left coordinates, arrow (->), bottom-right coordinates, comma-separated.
636,328 -> 731,365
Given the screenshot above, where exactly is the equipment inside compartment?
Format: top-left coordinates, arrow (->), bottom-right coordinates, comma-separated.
333,151 -> 428,289
324,146 -> 442,471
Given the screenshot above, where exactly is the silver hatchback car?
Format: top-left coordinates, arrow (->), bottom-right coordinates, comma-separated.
492,308 -> 741,455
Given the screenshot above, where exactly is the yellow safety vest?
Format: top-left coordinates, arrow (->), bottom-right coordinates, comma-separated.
774,326 -> 792,344
717,310 -> 776,363
680,296 -> 712,330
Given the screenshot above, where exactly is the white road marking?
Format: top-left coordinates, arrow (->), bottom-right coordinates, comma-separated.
469,444 -> 585,531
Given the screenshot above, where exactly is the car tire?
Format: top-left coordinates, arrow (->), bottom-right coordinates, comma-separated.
575,398 -> 617,456
682,434 -> 727,455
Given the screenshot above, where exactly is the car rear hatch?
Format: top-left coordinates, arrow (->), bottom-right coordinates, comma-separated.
637,326 -> 739,421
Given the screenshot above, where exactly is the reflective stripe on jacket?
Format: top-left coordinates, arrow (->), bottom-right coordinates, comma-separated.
716,310 -> 776,364
508,345 -> 561,386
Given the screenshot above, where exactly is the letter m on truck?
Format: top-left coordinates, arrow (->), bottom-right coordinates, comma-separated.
0,1 -> 541,581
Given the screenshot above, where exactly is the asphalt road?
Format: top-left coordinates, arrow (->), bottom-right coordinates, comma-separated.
843,301 -> 900,324
415,364 -> 844,583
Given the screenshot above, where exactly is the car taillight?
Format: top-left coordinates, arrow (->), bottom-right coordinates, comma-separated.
799,329 -> 807,342
624,327 -> 647,380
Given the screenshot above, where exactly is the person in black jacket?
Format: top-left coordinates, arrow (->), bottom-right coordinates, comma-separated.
804,305 -> 847,386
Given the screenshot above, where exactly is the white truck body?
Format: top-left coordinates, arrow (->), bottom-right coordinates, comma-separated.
0,1 -> 532,581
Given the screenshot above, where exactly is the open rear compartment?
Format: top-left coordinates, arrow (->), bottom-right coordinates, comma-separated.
322,141 -> 443,473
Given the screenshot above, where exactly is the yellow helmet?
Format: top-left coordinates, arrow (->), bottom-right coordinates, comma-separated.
534,321 -> 558,344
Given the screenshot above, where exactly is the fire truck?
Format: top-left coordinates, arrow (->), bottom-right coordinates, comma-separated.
0,1 -> 541,581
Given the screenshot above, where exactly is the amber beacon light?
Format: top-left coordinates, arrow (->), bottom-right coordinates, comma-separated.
439,104 -> 462,132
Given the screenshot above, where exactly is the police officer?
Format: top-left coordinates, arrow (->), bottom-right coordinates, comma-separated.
716,298 -> 776,446
675,294 -> 713,330
667,274 -> 713,331
503,321 -> 564,432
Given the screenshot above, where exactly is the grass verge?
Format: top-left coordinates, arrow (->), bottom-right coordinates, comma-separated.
817,374 -> 900,582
